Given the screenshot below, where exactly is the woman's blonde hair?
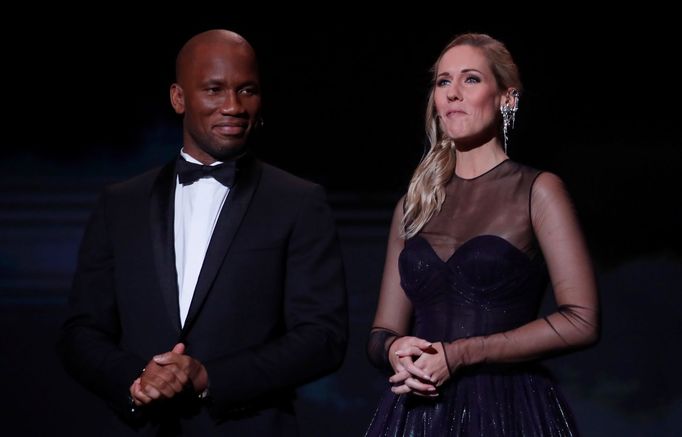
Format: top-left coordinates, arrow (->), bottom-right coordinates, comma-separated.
402,33 -> 522,238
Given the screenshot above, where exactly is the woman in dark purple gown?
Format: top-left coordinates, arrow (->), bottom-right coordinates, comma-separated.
365,33 -> 599,436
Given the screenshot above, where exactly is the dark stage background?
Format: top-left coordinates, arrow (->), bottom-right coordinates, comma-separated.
1,13 -> 681,436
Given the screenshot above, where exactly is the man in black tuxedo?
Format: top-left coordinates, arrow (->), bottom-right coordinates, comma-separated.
58,29 -> 348,436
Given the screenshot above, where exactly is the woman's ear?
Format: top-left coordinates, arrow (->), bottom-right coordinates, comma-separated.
504,88 -> 520,108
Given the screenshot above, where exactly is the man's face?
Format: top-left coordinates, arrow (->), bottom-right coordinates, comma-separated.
171,42 -> 261,163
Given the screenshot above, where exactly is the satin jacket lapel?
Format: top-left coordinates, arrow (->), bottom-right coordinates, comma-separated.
182,157 -> 262,333
150,160 -> 182,333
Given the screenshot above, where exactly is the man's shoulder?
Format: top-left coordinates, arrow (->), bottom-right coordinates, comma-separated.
258,161 -> 320,194
105,161 -> 173,196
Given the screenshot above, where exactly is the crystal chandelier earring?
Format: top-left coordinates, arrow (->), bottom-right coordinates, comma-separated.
500,89 -> 520,154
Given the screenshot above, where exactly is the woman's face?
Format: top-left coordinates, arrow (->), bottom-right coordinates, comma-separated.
433,45 -> 506,147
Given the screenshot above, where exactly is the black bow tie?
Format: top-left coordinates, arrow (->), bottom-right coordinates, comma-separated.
176,157 -> 237,187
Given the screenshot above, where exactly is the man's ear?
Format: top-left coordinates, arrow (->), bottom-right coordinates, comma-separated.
170,83 -> 185,114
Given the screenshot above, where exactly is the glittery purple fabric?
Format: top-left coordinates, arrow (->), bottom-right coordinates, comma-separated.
366,235 -> 578,436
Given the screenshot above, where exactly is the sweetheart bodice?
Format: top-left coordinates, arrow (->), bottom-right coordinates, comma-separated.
399,234 -> 547,341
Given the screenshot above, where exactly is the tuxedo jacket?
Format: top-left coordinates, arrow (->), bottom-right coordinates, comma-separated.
58,155 -> 348,436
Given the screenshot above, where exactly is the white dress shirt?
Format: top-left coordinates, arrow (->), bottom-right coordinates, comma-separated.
174,149 -> 230,326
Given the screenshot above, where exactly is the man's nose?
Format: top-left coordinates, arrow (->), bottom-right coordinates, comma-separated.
219,91 -> 244,114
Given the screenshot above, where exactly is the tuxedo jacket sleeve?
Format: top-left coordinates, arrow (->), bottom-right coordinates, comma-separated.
58,157 -> 348,423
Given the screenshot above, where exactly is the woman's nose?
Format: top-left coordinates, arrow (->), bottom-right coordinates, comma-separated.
447,86 -> 461,102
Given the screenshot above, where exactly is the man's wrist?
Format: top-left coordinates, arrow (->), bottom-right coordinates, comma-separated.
128,367 -> 146,414
198,387 -> 210,400
128,394 -> 138,413
197,383 -> 211,404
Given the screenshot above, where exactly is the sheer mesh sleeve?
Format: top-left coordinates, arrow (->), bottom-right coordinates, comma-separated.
443,172 -> 599,371
367,198 -> 413,373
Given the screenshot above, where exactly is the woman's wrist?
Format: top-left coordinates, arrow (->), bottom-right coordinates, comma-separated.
460,336 -> 487,366
443,337 -> 486,373
386,335 -> 403,369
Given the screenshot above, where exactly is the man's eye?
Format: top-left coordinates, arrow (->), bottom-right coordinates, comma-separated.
240,87 -> 259,96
